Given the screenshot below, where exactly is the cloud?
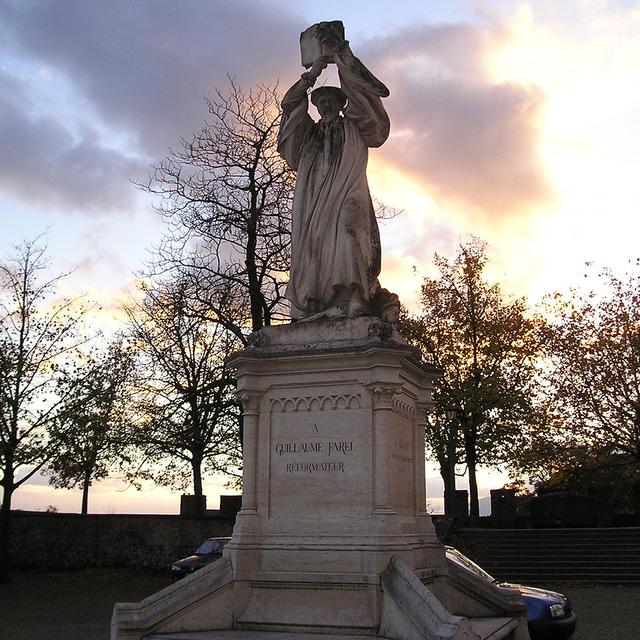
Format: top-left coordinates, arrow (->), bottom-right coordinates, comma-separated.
0,0 -> 308,214
0,2 -> 551,221
362,23 -> 552,219
0,69 -> 145,213
0,0 -> 303,158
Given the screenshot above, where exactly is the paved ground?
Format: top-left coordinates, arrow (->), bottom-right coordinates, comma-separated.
1,570 -> 639,639
0,568 -> 170,640
543,583 -> 640,640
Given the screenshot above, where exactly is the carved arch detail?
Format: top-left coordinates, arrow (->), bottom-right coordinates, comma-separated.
393,397 -> 415,419
270,393 -> 362,413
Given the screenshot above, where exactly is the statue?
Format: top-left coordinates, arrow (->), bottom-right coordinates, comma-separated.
278,21 -> 399,323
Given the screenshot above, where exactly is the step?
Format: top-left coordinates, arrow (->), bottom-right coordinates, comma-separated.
485,559 -> 640,567
459,550 -> 640,562
456,535 -> 640,543
457,541 -> 640,549
468,617 -> 519,640
490,567 -> 640,577
147,632 -> 384,640
494,575 -> 640,584
463,537 -> 640,544
447,528 -> 640,584
458,527 -> 640,533
457,538 -> 640,546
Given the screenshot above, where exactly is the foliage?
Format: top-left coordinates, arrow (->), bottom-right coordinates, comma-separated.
0,238 -> 91,581
535,450 -> 640,522
124,276 -> 242,511
46,338 -> 135,514
538,451 -> 639,494
401,238 -> 546,519
504,422 -> 573,486
139,78 -> 295,340
545,261 -> 640,469
500,479 -> 531,497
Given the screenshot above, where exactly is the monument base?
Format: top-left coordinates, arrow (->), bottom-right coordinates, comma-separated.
112,318 -> 529,640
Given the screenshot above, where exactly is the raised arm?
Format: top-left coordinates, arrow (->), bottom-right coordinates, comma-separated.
277,56 -> 330,170
335,43 -> 390,148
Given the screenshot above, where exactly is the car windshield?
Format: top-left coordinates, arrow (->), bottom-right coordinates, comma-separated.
445,546 -> 496,583
195,539 -> 225,555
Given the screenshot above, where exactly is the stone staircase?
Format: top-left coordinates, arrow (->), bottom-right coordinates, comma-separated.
147,630 -> 517,640
447,527 -> 640,584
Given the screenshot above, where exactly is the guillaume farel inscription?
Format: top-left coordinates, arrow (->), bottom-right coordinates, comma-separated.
274,437 -> 354,474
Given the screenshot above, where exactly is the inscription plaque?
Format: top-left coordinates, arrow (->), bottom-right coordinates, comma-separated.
268,393 -> 369,519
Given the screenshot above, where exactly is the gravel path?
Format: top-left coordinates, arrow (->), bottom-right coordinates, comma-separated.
1,571 -> 639,639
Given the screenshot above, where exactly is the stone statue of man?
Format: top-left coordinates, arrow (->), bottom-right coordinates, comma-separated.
278,28 -> 396,322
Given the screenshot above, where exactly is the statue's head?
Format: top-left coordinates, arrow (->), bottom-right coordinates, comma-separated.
311,86 -> 347,122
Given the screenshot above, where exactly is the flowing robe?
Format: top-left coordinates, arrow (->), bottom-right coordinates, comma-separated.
278,52 -> 390,318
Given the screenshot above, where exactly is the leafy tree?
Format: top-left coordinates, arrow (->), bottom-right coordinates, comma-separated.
0,239 -> 90,582
401,238 -> 545,521
139,78 -> 294,341
124,277 -> 242,514
47,338 -> 134,515
504,424 -> 572,487
545,262 -> 640,471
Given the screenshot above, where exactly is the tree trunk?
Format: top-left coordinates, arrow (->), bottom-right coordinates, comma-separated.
81,470 -> 91,516
464,424 -> 480,525
246,199 -> 263,331
467,453 -> 480,525
440,458 -> 457,516
0,480 -> 14,584
192,456 -> 205,517
444,429 -> 458,515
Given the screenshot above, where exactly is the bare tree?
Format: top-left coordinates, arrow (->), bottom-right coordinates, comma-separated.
47,338 -> 135,515
124,277 -> 242,514
139,78 -> 295,341
0,239 -> 90,582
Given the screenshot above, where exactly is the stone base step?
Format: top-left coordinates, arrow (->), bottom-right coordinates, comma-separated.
148,621 -> 519,640
468,617 -> 519,640
147,633 -> 382,640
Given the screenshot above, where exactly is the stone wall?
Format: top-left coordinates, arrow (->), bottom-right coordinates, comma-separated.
9,511 -> 235,571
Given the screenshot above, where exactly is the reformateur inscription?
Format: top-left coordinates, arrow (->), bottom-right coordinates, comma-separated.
274,438 -> 354,474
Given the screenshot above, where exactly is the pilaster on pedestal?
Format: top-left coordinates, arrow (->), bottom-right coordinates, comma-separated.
366,382 -> 403,515
236,392 -> 261,514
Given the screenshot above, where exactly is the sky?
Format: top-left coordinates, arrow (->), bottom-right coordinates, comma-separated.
2,0 -> 639,514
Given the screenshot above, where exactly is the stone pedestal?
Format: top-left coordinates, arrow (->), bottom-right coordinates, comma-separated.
112,319 -> 530,640
226,318 -> 444,632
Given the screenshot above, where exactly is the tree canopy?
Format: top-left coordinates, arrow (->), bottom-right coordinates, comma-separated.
124,276 -> 242,514
0,239 -> 92,581
402,238 -> 546,519
545,262 -> 640,472
47,338 -> 135,515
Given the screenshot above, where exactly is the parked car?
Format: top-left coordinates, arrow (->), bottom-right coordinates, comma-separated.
446,546 -> 577,640
171,538 -> 229,580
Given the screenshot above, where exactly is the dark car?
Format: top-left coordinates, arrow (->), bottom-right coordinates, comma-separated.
446,546 -> 577,640
171,538 -> 229,580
